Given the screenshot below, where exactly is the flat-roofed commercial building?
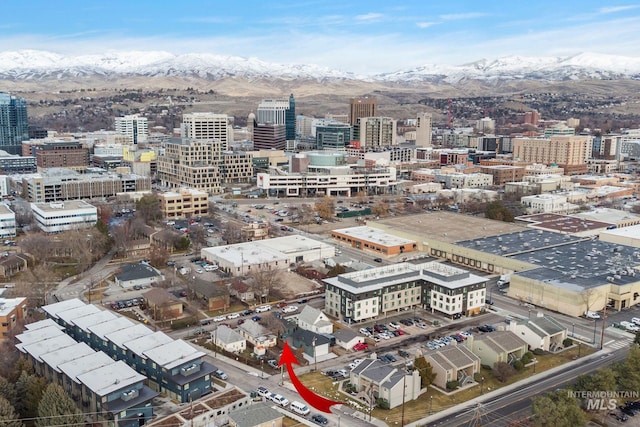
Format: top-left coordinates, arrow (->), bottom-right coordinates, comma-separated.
257,166 -> 397,198
181,113 -> 233,150
331,226 -> 417,257
21,169 -> 151,203
323,261 -> 486,322
158,188 -> 208,219
0,297 -> 27,338
31,200 -> 97,233
35,141 -> 89,172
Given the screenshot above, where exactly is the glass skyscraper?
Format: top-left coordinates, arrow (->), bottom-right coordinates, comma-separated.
286,93 -> 296,141
0,92 -> 29,155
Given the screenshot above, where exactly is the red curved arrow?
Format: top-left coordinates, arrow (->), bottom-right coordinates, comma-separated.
278,342 -> 342,413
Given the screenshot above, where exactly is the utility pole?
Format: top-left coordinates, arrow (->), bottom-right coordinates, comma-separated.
600,296 -> 608,350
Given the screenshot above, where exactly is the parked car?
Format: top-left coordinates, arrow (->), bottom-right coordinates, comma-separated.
255,305 -> 272,313
251,315 -> 262,322
398,349 -> 410,357
311,414 -> 328,424
373,258 -> 382,263
353,342 -> 369,351
270,394 -> 289,407
256,386 -> 270,397
213,369 -> 228,380
281,305 -> 298,313
632,317 -> 640,325
213,315 -> 226,322
227,312 -> 240,319
267,359 -> 279,368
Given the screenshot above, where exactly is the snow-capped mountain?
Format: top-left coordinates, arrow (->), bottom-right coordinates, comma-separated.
1,50 -> 640,83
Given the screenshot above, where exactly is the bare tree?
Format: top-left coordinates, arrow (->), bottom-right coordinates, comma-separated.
17,234 -> 51,264
16,264 -> 59,307
223,222 -> 243,244
297,204 -> 315,225
247,268 -> 284,303
581,289 -> 599,314
314,197 -> 335,221
261,312 -> 286,337
371,201 -> 390,217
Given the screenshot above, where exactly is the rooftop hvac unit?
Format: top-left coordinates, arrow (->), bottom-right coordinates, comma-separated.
121,389 -> 139,402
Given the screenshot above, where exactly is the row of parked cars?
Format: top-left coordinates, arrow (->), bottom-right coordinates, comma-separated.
619,317 -> 640,332
358,322 -> 407,341
110,298 -> 143,311
425,330 -> 473,350
209,309 -> 261,323
255,386 -> 327,423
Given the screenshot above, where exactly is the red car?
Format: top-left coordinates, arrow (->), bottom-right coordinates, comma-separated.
353,342 -> 369,351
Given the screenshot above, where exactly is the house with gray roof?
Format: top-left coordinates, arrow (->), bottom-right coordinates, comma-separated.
291,329 -> 331,360
214,325 -> 246,353
349,358 -> 421,409
228,401 -> 283,427
466,330 -> 529,367
333,327 -> 364,350
296,305 -> 333,334
114,262 -> 165,289
237,319 -> 276,355
509,313 -> 567,351
425,345 -> 480,390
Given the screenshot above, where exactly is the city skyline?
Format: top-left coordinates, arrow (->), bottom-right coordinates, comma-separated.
1,1 -> 639,75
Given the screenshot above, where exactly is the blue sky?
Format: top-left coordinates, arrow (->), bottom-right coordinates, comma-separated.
1,1 -> 640,74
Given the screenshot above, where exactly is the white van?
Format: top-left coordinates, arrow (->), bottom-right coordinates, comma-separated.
584,311 -> 600,319
290,401 -> 310,415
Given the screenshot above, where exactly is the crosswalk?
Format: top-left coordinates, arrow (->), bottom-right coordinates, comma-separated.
607,337 -> 634,350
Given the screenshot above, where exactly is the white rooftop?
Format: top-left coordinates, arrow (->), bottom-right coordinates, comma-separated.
87,317 -> 135,340
17,334 -> 77,361
15,325 -> 67,345
601,223 -> 640,239
39,342 -> 95,373
105,324 -> 154,349
41,298 -> 85,319
58,351 -> 118,384
76,361 -> 146,396
332,226 -> 416,247
572,208 -> 638,224
56,305 -> 102,325
24,318 -> 64,331
142,340 -> 205,369
123,331 -> 173,358
0,297 -> 26,316
71,310 -> 117,331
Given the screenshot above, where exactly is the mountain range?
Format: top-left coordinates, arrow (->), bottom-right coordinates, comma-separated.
1,50 -> 640,84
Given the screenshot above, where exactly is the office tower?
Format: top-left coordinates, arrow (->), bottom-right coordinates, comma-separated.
349,97 -> 377,126
114,114 -> 148,145
0,92 -> 28,155
316,123 -> 352,149
286,94 -> 296,141
35,141 -> 90,171
415,112 -> 432,148
256,95 -> 296,141
253,123 -> 286,150
181,112 -> 233,150
513,135 -> 590,174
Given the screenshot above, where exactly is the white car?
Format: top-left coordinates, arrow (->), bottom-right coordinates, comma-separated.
255,305 -> 272,313
270,394 -> 289,407
204,264 -> 218,271
584,311 -> 601,319
631,317 -> 640,325
281,305 -> 298,313
195,268 -> 203,274
620,321 -> 639,332
227,313 -> 240,319
213,315 -> 226,322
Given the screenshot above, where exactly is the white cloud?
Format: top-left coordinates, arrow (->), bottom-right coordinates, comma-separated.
355,13 -> 384,22
416,22 -> 437,29
599,5 -> 639,14
439,12 -> 487,21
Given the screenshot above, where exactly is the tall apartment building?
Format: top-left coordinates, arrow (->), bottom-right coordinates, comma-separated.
35,141 -> 90,172
253,123 -> 286,150
357,117 -> 397,148
181,113 -> 233,150
349,97 -> 377,125
114,114 -> 148,145
0,92 -> 28,155
256,95 -> 296,141
158,188 -> 209,220
513,135 -> 590,175
415,112 -> 432,148
157,138 -> 222,195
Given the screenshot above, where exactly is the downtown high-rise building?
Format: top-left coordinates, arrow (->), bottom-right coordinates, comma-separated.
0,92 -> 28,155
181,112 -> 233,150
256,94 -> 296,141
415,112 -> 432,148
349,97 -> 377,126
115,114 -> 148,145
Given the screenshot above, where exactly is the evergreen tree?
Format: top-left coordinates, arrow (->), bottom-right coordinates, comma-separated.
15,372 -> 46,421
0,396 -> 23,427
0,376 -> 16,406
616,346 -> 640,394
413,356 -> 437,388
35,384 -> 83,427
